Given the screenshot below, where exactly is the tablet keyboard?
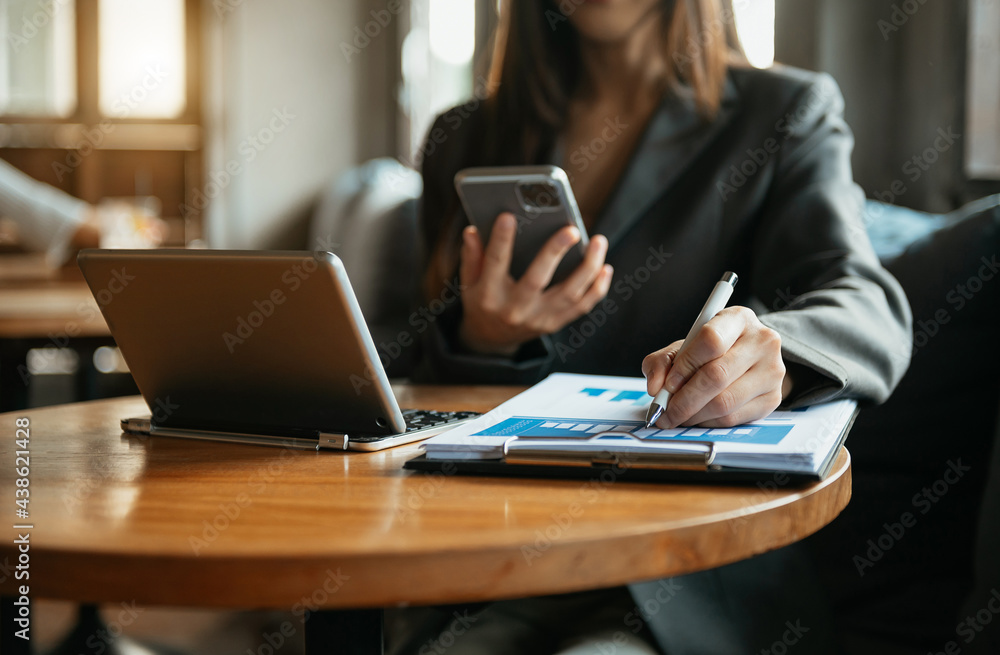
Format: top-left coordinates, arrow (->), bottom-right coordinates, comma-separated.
345,409 -> 481,446
402,409 -> 480,432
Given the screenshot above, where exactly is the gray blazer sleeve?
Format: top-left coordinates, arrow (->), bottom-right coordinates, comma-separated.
752,74 -> 912,405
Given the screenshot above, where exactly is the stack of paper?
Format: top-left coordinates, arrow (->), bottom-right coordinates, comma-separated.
422,373 -> 856,476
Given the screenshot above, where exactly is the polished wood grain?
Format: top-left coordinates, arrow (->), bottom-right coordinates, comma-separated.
0,387 -> 851,610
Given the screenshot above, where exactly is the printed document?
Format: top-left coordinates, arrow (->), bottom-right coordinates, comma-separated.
422,373 -> 856,475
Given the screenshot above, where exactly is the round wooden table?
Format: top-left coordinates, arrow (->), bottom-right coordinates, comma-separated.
0,386 -> 851,653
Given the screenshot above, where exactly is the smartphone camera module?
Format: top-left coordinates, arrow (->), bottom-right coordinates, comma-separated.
516,181 -> 563,213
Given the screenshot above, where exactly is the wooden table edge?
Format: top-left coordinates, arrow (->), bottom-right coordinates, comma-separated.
2,450 -> 851,609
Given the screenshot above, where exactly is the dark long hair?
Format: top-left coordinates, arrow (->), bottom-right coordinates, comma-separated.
424,0 -> 744,299
487,0 -> 741,162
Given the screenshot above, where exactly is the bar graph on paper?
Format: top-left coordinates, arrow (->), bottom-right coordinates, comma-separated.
580,387 -> 648,405
471,385 -> 794,445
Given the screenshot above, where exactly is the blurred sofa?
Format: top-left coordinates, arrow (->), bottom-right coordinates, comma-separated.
308,158 -> 423,378
805,196 -> 1000,654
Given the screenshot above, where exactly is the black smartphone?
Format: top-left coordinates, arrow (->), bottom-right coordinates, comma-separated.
454,166 -> 589,284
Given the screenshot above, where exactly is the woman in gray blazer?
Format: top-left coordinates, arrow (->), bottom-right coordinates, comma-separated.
404,0 -> 913,652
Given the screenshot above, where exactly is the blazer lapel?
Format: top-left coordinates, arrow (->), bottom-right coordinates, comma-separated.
592,77 -> 740,249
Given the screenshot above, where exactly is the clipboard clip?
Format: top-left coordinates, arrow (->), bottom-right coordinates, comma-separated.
502,431 -> 716,471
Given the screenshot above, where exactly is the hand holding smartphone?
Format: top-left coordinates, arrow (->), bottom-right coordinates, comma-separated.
454,166 -> 589,284
449,165 -> 613,356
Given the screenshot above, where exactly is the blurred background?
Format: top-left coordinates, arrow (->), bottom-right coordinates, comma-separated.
2,0 -> 995,253
1,0 -> 999,653
4,0 -> 999,408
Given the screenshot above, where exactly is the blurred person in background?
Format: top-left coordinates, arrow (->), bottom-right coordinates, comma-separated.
0,158 -> 166,266
0,158 -> 101,266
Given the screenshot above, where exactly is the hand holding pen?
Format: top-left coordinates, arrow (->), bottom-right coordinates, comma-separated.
642,272 -> 791,430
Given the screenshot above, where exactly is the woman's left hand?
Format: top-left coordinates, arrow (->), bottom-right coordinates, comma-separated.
641,306 -> 792,429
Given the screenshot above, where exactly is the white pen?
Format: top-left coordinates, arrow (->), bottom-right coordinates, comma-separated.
644,271 -> 739,429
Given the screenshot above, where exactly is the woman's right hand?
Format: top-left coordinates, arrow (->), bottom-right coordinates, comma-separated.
457,212 -> 613,355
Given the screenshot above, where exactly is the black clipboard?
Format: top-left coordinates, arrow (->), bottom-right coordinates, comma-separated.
403,409 -> 856,485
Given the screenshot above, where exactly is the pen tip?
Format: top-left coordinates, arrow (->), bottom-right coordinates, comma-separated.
644,404 -> 662,430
